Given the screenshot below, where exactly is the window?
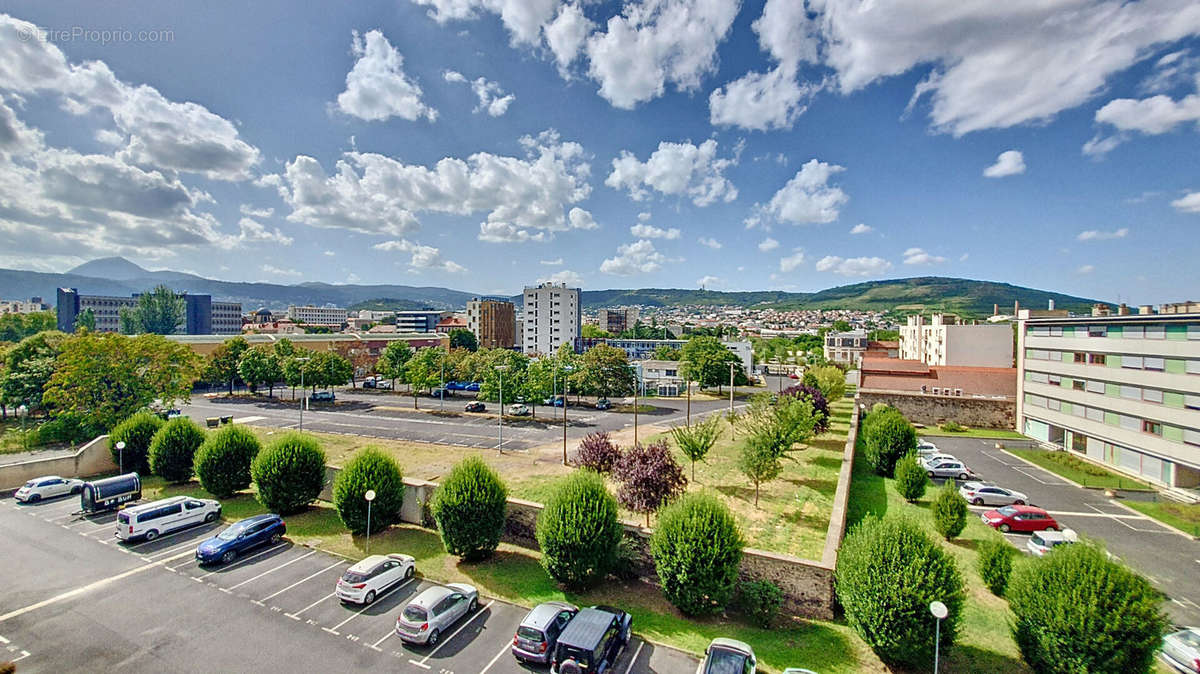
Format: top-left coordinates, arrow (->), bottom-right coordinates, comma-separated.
1030,372 -> 1049,384
1187,360 -> 1200,375
1185,429 -> 1200,447
1120,385 -> 1140,400
1032,326 -> 1049,336
1123,355 -> 1143,369
1050,326 -> 1064,336
1142,388 -> 1163,404
1072,404 -> 1088,418
1089,353 -> 1106,365
1047,398 -> 1061,411
1144,357 -> 1165,371
1142,420 -> 1162,436
1048,375 -> 1061,386
1145,325 -> 1164,339
1086,407 -> 1103,422
1119,415 -> 1140,431
1189,325 -> 1200,340
1186,394 -> 1200,410
1088,325 -> 1107,337
1124,326 -> 1144,339
1073,379 -> 1086,391
1086,379 -> 1105,393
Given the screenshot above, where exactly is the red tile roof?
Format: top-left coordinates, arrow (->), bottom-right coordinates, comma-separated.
860,364 -> 1016,397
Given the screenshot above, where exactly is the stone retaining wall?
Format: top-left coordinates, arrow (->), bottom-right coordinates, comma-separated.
858,389 -> 1015,429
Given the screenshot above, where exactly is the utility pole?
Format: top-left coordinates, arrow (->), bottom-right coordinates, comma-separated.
495,365 -> 507,453
729,361 -> 735,415
297,356 -> 311,431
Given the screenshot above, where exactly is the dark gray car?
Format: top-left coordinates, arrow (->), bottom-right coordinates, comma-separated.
512,601 -> 578,664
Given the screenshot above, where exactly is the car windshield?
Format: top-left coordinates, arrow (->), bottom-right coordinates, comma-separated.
1175,630 -> 1200,648
998,506 -> 1018,516
217,524 -> 248,541
342,571 -> 369,584
402,605 -> 427,622
705,649 -> 749,674
22,480 -> 36,488
517,627 -> 545,642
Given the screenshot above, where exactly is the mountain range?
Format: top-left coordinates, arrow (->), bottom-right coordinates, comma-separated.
0,257 -> 1109,317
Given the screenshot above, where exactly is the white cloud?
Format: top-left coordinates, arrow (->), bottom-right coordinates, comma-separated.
239,204 -> 275,218
1139,50 -> 1200,94
1077,264 -> 1095,274
444,70 -> 515,116
698,236 -> 722,249
630,223 -> 680,239
261,264 -> 303,278
637,211 -> 652,222
539,257 -> 564,266
758,237 -> 779,252
545,3 -> 594,76
959,252 -> 969,262
373,239 -> 466,272
567,207 -> 599,230
696,275 -> 720,287
779,248 -> 806,272
983,150 -> 1026,178
336,30 -> 437,122
1085,92 -> 1200,156
903,247 -> 946,265
762,159 -> 848,225
409,0 -> 560,46
815,255 -> 892,277
1082,133 -> 1127,158
324,250 -> 336,256
477,221 -> 549,243
231,217 -> 294,246
1076,227 -> 1129,241
600,239 -> 667,275
849,223 -> 873,235
606,139 -> 737,206
1171,192 -> 1200,213
539,269 -> 584,285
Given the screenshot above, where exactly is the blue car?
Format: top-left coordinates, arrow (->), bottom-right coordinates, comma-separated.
195,514 -> 286,565
464,382 -> 481,392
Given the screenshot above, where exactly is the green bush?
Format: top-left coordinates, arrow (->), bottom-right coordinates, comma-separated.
931,481 -> 968,540
1007,543 -> 1168,673
650,492 -> 744,616
939,421 -> 966,432
977,538 -> 1016,596
862,408 -> 917,477
333,447 -> 405,535
536,470 -> 623,590
193,425 -> 261,497
835,515 -> 965,668
736,579 -> 783,628
430,456 -> 507,560
148,418 -> 205,483
108,411 -> 163,474
251,432 -> 327,515
893,453 -> 928,502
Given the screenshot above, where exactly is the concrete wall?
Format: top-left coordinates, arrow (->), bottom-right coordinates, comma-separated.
0,436 -> 118,491
858,389 -> 1016,429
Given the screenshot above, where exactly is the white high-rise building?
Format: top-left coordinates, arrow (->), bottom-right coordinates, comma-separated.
900,314 -> 1013,367
522,282 -> 581,355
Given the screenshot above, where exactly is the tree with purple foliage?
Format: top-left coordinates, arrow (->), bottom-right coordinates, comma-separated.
613,441 -> 688,526
781,384 -> 830,434
576,431 -> 622,473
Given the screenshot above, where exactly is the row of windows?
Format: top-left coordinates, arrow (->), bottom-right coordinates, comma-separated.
1026,371 -> 1200,409
1028,323 -> 1200,339
1025,348 -> 1200,374
1024,394 -> 1200,446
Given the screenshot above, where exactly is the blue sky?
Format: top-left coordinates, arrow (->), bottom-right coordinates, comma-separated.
0,1 -> 1197,304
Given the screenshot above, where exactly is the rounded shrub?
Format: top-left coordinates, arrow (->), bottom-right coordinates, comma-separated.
736,579 -> 783,628
893,453 -> 928,503
977,538 -> 1016,596
251,432 -> 327,515
194,425 -> 261,498
1007,543 -> 1168,673
863,408 -> 917,477
536,470 -> 623,591
576,432 -> 622,474
835,515 -> 965,668
333,447 -> 405,535
430,456 -> 508,560
108,411 -> 164,474
148,418 -> 206,483
650,492 -> 744,616
931,481 -> 968,540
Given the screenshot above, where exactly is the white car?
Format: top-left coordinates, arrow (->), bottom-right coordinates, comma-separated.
336,553 -> 416,605
916,438 -> 938,452
921,454 -> 958,468
116,496 -> 222,541
959,482 -> 1029,506
925,459 -> 975,480
15,476 -> 84,503
1161,627 -> 1200,673
1026,530 -> 1076,557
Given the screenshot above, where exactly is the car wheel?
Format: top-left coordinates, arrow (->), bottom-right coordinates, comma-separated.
270,532 -> 281,544
404,565 -> 414,579
958,473 -> 969,480
364,590 -> 376,605
999,524 -> 1011,533
221,550 -> 236,564
468,597 -> 478,612
144,529 -> 159,541
427,629 -> 440,646
204,511 -> 218,523
1013,500 -> 1025,505
926,471 -> 935,478
29,493 -> 41,503
972,497 -> 984,506
71,486 -> 82,495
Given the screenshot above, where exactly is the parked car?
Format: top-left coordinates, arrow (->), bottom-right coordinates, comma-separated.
431,387 -> 454,398
310,390 -> 335,402
445,381 -> 465,391
916,438 -> 938,452
698,638 -> 756,674
195,514 -> 286,564
595,398 -> 612,410
15,475 -> 83,503
376,379 -> 393,390
788,373 -> 799,379
394,583 -> 479,646
117,496 -> 221,542
543,395 -> 565,407
336,553 -> 415,604
551,605 -> 632,674
464,382 -> 481,392
1161,627 -> 1200,674
921,453 -> 958,467
981,504 -> 1060,533
362,377 -> 377,389
508,403 -> 531,416
1026,529 -> 1075,557
925,459 -> 975,480
464,401 -> 486,413
512,601 -> 579,664
959,482 -> 1029,506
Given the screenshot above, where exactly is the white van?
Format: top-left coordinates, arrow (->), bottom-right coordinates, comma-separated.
116,496 -> 221,542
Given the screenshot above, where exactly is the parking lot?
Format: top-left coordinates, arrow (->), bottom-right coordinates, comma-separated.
0,494 -> 699,673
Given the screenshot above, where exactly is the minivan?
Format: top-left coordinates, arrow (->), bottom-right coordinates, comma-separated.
116,496 -> 221,541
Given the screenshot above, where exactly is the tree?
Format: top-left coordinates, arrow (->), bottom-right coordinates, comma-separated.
680,336 -> 744,391
430,456 -> 508,560
238,344 -> 282,396
148,417 -> 206,483
274,338 -> 295,358
613,441 -> 688,526
806,364 -> 846,400
650,493 -> 744,615
404,347 -> 445,409
780,384 -> 830,434
108,411 -> 164,474
669,415 -> 721,481
835,515 -> 966,668
741,393 -> 819,461
333,447 -> 405,535
0,331 -> 66,414
869,329 -> 900,341
194,425 -> 261,497
74,309 -> 96,332
580,324 -> 612,338
375,340 -> 412,388
738,439 -> 781,506
1007,543 -> 1168,673
477,348 -> 529,407
306,350 -> 354,391
333,341 -> 375,388
652,344 -> 682,360
119,284 -> 185,335
576,431 -> 622,473
862,406 -> 917,477
0,311 -> 56,342
931,481 -> 968,540
977,538 -> 1015,596
204,336 -> 250,394
832,319 -> 852,332
251,432 -> 327,514
448,328 -> 478,352
578,344 -> 635,399
893,453 -> 928,502
536,470 -> 623,590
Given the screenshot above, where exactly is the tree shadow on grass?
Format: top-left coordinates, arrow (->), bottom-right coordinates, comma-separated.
713,483 -> 759,503
847,444 -> 889,527
810,454 -> 844,471
781,475 -> 839,498
942,644 -> 1030,674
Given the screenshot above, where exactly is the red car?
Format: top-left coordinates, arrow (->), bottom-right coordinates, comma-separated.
981,505 -> 1059,533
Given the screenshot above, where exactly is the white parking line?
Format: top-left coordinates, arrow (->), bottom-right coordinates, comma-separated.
142,537 -> 208,561
477,639 -> 511,674
223,550 -> 317,591
123,523 -> 218,550
411,600 -> 494,667
195,542 -> 289,580
370,627 -> 395,650
622,641 -> 645,674
285,591 -> 336,620
261,560 -> 345,602
325,578 -> 415,634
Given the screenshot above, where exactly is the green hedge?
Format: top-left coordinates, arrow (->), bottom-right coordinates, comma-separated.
862,407 -> 916,477
148,418 -> 205,483
108,411 -> 163,474
333,447 -> 405,535
977,538 -> 1015,596
536,470 -> 622,590
194,425 -> 261,498
650,492 -> 744,616
736,579 -> 783,628
893,453 -> 928,503
251,433 -> 326,515
431,456 -> 508,561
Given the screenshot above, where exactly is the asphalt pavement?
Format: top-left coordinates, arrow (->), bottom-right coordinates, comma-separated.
0,492 -> 699,673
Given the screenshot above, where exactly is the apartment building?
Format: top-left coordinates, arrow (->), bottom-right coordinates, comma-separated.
823,329 -> 869,366
597,308 -> 640,335
522,282 -> 581,355
1,297 -> 48,314
394,310 -> 448,333
286,304 -> 347,327
56,288 -> 242,334
466,298 -> 516,349
900,314 -> 1013,368
1017,309 -> 1200,489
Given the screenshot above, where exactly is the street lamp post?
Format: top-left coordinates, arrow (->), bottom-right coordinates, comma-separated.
296,356 -> 311,432
632,363 -> 642,447
439,359 -> 445,412
561,366 -> 573,465
679,360 -> 691,427
729,362 -> 735,415
495,365 -> 508,453
930,601 -> 948,674
364,489 -> 376,554
116,441 -> 126,474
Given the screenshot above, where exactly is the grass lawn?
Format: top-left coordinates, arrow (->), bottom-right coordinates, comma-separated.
1007,449 -> 1154,490
1122,500 -> 1200,538
919,426 -> 1026,440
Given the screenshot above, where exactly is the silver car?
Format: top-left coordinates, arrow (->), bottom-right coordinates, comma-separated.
925,459 -> 974,480
395,583 -> 479,646
697,637 -> 756,674
15,475 -> 83,503
959,482 -> 1028,506
1161,627 -> 1200,673
512,601 -> 578,664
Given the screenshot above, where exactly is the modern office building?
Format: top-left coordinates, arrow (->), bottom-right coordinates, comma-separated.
597,308 -> 640,335
823,329 -> 869,366
467,299 -> 516,349
900,314 -> 1013,368
394,310 -> 449,333
56,288 -> 242,334
0,297 -> 48,314
286,304 -> 348,327
1017,307 -> 1200,489
522,282 -> 581,355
